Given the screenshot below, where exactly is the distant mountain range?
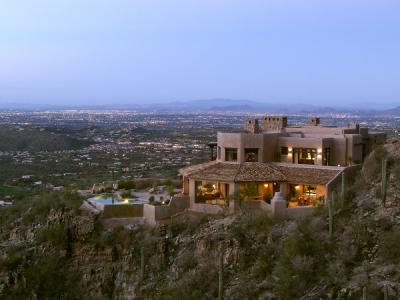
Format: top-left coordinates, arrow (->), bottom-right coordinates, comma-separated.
384,106 -> 400,115
0,99 -> 399,116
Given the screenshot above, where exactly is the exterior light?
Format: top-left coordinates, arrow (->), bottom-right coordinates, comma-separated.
288,147 -> 292,152
317,154 -> 322,158
317,148 -> 322,153
264,183 -> 269,188
337,164 -> 341,167
212,184 -> 216,189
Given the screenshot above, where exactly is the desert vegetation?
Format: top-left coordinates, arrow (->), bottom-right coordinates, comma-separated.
0,141 -> 400,299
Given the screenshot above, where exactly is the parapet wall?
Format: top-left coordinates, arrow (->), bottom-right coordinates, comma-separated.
101,195 -> 190,224
143,195 -> 190,225
246,198 -> 317,218
261,116 -> 288,131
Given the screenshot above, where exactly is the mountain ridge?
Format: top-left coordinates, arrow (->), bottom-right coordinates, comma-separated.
0,99 -> 399,115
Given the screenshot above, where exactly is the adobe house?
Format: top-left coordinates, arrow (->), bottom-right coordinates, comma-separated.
180,116 -> 386,217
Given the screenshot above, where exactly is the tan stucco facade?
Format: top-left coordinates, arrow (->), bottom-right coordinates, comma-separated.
217,117 -> 385,166
180,116 -> 385,218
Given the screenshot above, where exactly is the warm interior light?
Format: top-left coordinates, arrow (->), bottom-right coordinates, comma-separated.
212,184 -> 216,189
317,148 -> 322,153
288,147 -> 292,152
295,185 -> 300,190
337,164 -> 341,167
263,183 -> 269,188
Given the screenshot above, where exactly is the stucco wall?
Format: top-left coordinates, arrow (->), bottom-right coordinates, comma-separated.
143,204 -> 156,224
216,128 -> 381,167
278,136 -> 323,164
243,198 -> 316,218
103,204 -> 144,218
217,132 -> 268,163
262,133 -> 279,162
143,195 -> 190,225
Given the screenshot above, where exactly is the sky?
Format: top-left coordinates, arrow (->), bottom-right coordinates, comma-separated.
0,0 -> 399,109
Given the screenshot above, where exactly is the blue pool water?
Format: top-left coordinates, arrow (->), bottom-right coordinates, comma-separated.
88,194 -> 146,205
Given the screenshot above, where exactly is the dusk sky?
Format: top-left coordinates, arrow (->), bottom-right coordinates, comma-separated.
1,0 -> 399,109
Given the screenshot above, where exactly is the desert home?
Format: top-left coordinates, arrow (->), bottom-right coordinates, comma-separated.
179,116 -> 386,217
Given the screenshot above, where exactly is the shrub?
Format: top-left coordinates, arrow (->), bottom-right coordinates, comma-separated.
148,195 -> 155,204
135,179 -> 156,190
378,227 -> 400,263
4,256 -> 82,299
169,220 -> 188,237
167,184 -> 175,196
118,180 -> 135,190
0,248 -> 24,272
120,190 -> 132,198
362,145 -> 386,181
392,162 -> 400,182
36,223 -> 69,250
177,252 -> 198,272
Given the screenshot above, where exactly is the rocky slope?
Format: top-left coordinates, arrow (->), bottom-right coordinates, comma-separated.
0,140 -> 400,299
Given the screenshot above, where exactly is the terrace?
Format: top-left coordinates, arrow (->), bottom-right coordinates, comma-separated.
194,181 -> 229,206
287,183 -> 325,207
239,182 -> 280,202
181,161 -> 344,212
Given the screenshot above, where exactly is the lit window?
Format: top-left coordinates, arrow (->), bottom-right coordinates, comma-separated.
225,148 -> 238,161
245,148 -> 258,162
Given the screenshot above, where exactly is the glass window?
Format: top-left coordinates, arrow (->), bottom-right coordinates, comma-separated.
303,185 -> 316,197
281,147 -> 288,155
293,148 -> 317,165
225,148 -> 238,161
323,147 -> 331,166
195,181 -> 204,203
245,148 -> 258,162
217,146 -> 221,159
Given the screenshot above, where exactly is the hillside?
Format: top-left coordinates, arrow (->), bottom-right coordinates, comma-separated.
0,126 -> 93,152
0,140 -> 399,299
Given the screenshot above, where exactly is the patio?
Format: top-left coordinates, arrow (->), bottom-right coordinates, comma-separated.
194,181 -> 230,206
239,182 -> 280,202
287,184 -> 325,207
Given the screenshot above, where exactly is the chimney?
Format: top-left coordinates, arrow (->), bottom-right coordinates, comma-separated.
244,119 -> 260,134
308,117 -> 320,126
261,116 -> 288,131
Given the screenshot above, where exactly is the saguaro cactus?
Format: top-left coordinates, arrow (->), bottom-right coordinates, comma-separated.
382,159 -> 388,205
383,285 -> 388,300
362,286 -> 367,300
140,247 -> 145,281
328,193 -> 334,238
341,172 -> 346,204
218,254 -> 223,300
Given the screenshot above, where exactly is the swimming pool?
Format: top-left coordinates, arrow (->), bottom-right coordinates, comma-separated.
88,194 -> 147,210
